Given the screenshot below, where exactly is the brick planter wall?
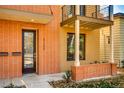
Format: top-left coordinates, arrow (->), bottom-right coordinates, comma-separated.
71,63 -> 117,81
111,63 -> 117,75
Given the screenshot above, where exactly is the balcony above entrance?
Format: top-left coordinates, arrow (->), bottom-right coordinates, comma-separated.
61,5 -> 113,30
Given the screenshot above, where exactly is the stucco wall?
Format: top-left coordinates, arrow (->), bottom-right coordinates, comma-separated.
59,5 -> 101,72
100,26 -> 111,62
60,27 -> 100,71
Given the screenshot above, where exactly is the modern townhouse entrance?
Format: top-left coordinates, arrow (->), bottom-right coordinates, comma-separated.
22,29 -> 36,74
0,5 -> 60,79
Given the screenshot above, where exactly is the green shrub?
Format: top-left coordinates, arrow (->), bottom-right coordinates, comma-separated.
50,75 -> 124,88
98,79 -> 115,88
63,70 -> 71,83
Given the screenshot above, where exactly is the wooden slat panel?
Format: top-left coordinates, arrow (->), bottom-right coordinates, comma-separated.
61,15 -> 113,29
77,16 -> 113,25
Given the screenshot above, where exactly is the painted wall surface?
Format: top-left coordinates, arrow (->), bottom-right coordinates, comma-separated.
0,6 -> 60,79
60,27 -> 100,71
100,26 -> 111,62
114,18 -> 121,66
100,17 -> 123,67
119,18 -> 124,66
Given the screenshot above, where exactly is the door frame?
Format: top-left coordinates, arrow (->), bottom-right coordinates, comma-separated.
22,29 -> 36,74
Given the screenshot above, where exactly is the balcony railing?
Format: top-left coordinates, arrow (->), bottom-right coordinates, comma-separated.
62,5 -> 112,22
62,5 -> 75,21
92,5 -> 110,20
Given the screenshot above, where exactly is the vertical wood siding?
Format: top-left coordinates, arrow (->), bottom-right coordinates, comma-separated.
0,21 -> 22,78
0,5 -> 60,79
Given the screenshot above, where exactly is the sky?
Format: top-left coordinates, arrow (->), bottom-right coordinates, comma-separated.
114,5 -> 124,14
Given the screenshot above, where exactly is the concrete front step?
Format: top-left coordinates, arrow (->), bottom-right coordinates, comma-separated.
0,73 -> 64,88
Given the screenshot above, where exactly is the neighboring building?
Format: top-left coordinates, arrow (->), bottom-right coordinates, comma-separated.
100,13 -> 124,67
0,5 -> 115,80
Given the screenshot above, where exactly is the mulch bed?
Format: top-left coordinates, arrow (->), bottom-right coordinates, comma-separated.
49,75 -> 124,88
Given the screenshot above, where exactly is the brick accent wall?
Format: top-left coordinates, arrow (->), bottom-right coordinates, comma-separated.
71,63 -> 117,81
111,63 -> 117,75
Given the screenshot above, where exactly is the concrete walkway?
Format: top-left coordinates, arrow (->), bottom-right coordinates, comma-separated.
0,73 -> 64,88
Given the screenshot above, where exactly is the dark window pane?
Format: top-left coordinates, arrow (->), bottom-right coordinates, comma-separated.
80,5 -> 85,16
67,33 -> 85,61
67,34 -> 75,60
80,35 -> 85,59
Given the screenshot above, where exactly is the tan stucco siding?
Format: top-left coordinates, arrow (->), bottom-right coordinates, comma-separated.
100,26 -> 110,62
60,27 -> 100,71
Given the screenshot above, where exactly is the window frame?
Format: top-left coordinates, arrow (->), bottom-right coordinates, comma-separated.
67,33 -> 86,61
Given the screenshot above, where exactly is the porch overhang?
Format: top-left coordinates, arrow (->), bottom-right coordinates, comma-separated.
0,8 -> 53,24
60,15 -> 113,30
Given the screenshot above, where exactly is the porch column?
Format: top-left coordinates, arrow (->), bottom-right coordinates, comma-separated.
110,5 -> 114,63
74,5 -> 80,66
110,25 -> 114,63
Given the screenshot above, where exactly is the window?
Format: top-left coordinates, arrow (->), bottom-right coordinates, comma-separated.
67,33 -> 85,61
80,5 -> 85,16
